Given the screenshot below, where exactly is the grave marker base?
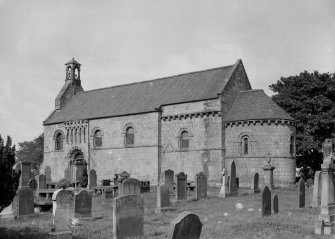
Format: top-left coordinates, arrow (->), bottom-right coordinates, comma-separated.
48,230 -> 73,239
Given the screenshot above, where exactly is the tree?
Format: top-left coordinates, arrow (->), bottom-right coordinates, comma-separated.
270,71 -> 335,172
16,133 -> 44,174
0,135 -> 20,213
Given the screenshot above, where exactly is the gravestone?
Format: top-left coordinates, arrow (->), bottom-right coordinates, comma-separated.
262,154 -> 275,189
113,194 -> 144,239
13,188 -> 34,216
219,168 -> 226,198
92,194 -> 113,219
19,161 -> 32,188
45,166 -> 51,184
229,161 -> 238,195
164,169 -> 174,193
175,172 -> 187,200
262,186 -> 271,216
167,211 -> 202,239
89,169 -> 97,188
74,190 -> 92,218
38,174 -> 47,189
121,178 -> 141,196
298,178 -> 305,208
251,173 -> 260,193
195,172 -> 207,200
273,194 -> 279,214
49,189 -> 74,237
64,168 -> 70,182
310,171 -> 321,208
28,178 -> 37,190
156,184 -> 172,213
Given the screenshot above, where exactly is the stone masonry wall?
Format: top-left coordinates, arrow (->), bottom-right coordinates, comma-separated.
225,122 -> 296,186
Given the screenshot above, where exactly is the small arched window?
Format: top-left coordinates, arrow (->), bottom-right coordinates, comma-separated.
180,131 -> 190,150
290,135 -> 295,156
125,127 -> 135,147
55,132 -> 63,150
242,136 -> 249,155
94,130 -> 102,148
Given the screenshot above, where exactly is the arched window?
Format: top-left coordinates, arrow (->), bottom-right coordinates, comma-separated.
125,127 -> 135,147
242,136 -> 249,155
180,131 -> 190,150
55,132 -> 63,150
290,135 -> 295,155
94,130 -> 102,148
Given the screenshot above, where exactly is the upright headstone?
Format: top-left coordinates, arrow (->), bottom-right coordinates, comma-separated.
310,171 -> 321,208
113,195 -> 144,239
38,174 -> 47,189
175,172 -> 187,200
167,211 -> 202,239
273,194 -> 279,214
13,188 -> 34,216
262,154 -> 275,189
156,184 -> 172,213
74,190 -> 92,218
49,189 -> 74,238
251,173 -> 260,193
262,186 -> 271,216
195,172 -> 207,200
164,169 -> 174,193
28,178 -> 37,191
64,168 -> 70,182
229,161 -> 238,195
19,161 -> 32,188
45,166 -> 51,184
298,178 -> 305,208
121,178 -> 141,196
89,169 -> 97,188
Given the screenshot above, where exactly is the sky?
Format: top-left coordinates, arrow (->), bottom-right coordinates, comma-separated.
0,0 -> 334,145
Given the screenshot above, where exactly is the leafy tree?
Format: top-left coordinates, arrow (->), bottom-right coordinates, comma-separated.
0,135 -> 20,213
270,71 -> 335,172
16,133 -> 44,174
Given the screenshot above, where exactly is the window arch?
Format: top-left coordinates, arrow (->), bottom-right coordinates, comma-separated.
53,130 -> 64,151
242,136 -> 249,155
180,130 -> 190,150
237,131 -> 254,156
93,130 -> 102,148
290,135 -> 295,156
125,127 -> 135,147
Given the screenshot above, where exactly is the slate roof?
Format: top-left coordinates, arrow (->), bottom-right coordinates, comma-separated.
225,90 -> 294,122
44,62 -> 238,125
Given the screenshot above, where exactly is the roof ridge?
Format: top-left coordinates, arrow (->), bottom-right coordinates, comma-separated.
83,64 -> 234,94
239,89 -> 263,93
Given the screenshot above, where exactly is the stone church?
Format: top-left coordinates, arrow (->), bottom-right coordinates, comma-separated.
42,58 -> 296,187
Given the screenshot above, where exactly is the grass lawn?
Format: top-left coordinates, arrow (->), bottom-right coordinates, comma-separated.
0,186 -> 327,239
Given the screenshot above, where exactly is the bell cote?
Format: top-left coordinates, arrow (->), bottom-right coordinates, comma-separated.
65,58 -> 81,82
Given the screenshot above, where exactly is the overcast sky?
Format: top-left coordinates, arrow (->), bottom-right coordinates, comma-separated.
0,0 -> 334,145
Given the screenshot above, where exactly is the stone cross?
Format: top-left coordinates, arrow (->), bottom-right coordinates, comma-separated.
262,154 -> 275,189
310,171 -> 321,208
262,186 -> 271,216
195,172 -> 207,200
113,194 -> 144,239
298,178 -> 305,208
74,190 -> 92,218
251,173 -> 260,193
219,168 -> 226,198
89,169 -> 97,188
229,161 -> 238,195
167,211 -> 202,239
175,172 -> 187,200
120,178 -> 141,196
273,194 -> 279,214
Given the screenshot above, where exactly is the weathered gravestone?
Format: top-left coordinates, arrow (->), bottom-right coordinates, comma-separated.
262,186 -> 271,216
49,189 -> 74,238
89,169 -> 97,188
13,188 -> 34,217
45,166 -> 51,184
120,178 -> 141,196
273,194 -> 279,214
38,174 -> 47,189
156,184 -> 172,213
164,169 -> 174,193
92,194 -> 113,219
167,211 -> 202,239
229,161 -> 238,195
28,178 -> 38,190
195,172 -> 207,200
113,194 -> 144,239
310,171 -> 321,208
64,168 -> 71,182
251,173 -> 260,193
175,172 -> 187,200
19,161 -> 32,188
298,178 -> 305,208
74,190 -> 92,218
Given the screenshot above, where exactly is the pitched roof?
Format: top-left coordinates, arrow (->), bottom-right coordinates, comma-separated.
225,90 -> 294,122
44,62 -> 238,125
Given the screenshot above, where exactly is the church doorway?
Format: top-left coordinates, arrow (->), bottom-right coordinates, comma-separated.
67,147 -> 87,184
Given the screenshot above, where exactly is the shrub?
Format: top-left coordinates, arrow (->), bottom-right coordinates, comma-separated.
56,178 -> 71,189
